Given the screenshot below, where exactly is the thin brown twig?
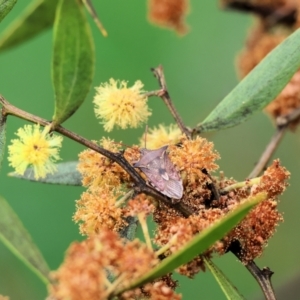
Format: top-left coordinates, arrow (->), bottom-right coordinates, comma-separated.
221,1 -> 297,27
151,65 -> 192,139
82,0 -> 107,37
0,95 -> 193,217
249,106 -> 300,178
229,240 -> 276,300
248,127 -> 286,178
143,89 -> 164,98
245,262 -> 276,300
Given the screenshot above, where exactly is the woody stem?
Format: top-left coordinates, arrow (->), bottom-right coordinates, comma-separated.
249,107 -> 300,178
151,65 -> 191,139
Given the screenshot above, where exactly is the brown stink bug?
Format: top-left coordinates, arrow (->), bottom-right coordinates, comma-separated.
133,145 -> 183,201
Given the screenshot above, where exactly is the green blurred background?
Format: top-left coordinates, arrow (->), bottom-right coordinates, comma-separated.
1,1 -> 300,299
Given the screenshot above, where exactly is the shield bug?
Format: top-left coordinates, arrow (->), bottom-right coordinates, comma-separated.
133,145 -> 183,201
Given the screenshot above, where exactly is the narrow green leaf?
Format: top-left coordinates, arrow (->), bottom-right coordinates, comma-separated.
8,161 -> 82,185
0,0 -> 59,52
117,193 -> 267,294
0,112 -> 6,171
0,196 -> 50,284
204,257 -> 245,300
198,29 -> 300,132
0,0 -> 17,23
52,0 -> 95,125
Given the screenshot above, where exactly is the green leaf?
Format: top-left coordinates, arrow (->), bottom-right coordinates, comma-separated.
0,196 -> 50,284
8,161 -> 82,185
198,29 -> 300,132
117,192 -> 267,294
0,112 -> 6,171
0,0 -> 59,52
204,257 -> 245,300
0,0 -> 17,23
52,0 -> 95,125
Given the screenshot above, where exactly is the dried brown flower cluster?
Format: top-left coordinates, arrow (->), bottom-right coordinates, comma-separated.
229,0 -> 300,128
74,138 -> 140,235
50,133 -> 289,298
221,160 -> 289,262
121,275 -> 180,300
148,0 -> 189,34
73,187 -> 126,235
49,230 -> 178,300
77,138 -> 131,191
154,157 -> 289,276
124,194 -> 156,217
237,26 -> 286,78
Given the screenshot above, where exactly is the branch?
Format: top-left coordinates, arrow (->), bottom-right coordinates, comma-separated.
248,127 -> 286,178
245,262 -> 276,300
150,65 -> 191,139
229,240 -> 276,300
221,1 -> 297,27
0,95 -> 193,217
249,107 -> 300,178
82,0 -> 107,36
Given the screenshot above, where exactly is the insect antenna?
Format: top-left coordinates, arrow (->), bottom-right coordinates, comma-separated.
144,124 -> 148,149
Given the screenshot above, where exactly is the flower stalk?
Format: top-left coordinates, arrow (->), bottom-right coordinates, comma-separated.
220,177 -> 261,194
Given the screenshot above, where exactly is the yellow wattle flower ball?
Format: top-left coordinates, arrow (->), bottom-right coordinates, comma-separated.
8,124 -> 63,179
139,124 -> 182,149
93,78 -> 151,132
